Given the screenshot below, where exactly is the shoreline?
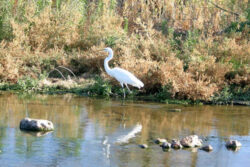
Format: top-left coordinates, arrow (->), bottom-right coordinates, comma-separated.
0,78 -> 249,106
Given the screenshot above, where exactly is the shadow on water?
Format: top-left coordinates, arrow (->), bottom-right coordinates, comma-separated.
0,92 -> 249,167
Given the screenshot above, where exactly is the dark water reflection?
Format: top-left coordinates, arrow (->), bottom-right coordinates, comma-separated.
0,92 -> 249,167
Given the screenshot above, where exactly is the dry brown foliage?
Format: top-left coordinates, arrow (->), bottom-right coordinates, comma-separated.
0,0 -> 249,100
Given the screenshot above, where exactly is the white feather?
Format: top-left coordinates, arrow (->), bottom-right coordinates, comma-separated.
103,47 -> 144,98
110,67 -> 144,89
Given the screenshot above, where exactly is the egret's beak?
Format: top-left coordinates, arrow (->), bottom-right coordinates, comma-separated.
96,49 -> 107,56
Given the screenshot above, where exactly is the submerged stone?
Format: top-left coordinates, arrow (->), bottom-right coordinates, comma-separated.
139,144 -> 148,149
200,145 -> 213,152
160,142 -> 171,149
168,109 -> 182,112
226,140 -> 242,150
180,135 -> 202,147
20,118 -> 54,131
155,138 -> 167,144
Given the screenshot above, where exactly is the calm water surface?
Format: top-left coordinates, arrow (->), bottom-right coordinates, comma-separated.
0,92 -> 249,167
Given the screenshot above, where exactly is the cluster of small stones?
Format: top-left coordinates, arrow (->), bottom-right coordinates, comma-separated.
159,135 -> 203,150
139,136 -> 242,152
153,135 -> 210,152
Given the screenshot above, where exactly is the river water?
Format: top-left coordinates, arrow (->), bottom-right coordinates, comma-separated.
0,92 -> 249,167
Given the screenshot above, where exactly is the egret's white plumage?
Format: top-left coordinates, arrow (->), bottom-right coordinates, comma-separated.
103,47 -> 144,98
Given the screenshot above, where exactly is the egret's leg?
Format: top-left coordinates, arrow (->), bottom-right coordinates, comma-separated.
120,83 -> 125,99
122,88 -> 126,99
125,84 -> 131,93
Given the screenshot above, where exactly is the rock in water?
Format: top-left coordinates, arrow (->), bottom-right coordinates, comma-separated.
20,118 -> 54,131
200,145 -> 213,152
160,142 -> 171,149
139,144 -> 148,149
168,109 -> 181,112
226,140 -> 242,149
180,135 -> 202,147
171,139 -> 183,149
155,138 -> 167,144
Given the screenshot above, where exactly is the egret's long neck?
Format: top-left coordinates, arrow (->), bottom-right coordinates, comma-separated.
104,51 -> 113,75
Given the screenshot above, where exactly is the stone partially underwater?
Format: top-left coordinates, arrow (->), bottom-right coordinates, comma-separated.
226,140 -> 242,151
180,135 -> 203,147
20,118 -> 54,131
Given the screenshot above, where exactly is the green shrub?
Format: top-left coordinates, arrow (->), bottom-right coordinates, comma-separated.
16,77 -> 39,92
86,76 -> 112,97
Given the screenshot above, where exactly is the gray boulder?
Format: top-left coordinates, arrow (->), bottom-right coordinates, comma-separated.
226,140 -> 242,149
200,145 -> 213,152
20,118 -> 54,131
180,135 -> 202,147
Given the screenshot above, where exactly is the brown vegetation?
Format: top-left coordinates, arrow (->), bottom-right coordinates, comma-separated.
0,0 -> 249,100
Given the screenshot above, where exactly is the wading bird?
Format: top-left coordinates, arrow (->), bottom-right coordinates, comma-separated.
102,47 -> 144,98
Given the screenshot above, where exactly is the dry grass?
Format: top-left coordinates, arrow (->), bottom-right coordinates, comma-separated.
0,0 -> 249,100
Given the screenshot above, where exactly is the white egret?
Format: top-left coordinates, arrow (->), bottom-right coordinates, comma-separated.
102,47 -> 144,98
